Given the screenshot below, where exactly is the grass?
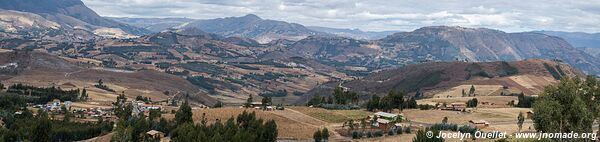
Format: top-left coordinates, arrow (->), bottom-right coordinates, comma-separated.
289,106 -> 372,123
163,108 -> 320,140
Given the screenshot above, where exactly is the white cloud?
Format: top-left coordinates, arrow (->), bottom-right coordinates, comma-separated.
81,0 -> 600,33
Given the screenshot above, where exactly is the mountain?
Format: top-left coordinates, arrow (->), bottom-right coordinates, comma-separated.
307,26 -> 397,40
534,31 -> 600,49
0,0 -> 150,37
284,26 -> 600,74
179,14 -> 322,43
534,31 -> 600,58
110,17 -> 195,32
299,59 -> 581,104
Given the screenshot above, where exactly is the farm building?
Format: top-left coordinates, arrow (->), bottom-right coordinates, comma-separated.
376,119 -> 392,130
374,112 -> 402,121
441,103 -> 466,111
468,120 -> 490,129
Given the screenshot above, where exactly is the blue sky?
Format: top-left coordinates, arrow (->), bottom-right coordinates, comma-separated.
82,0 -> 600,32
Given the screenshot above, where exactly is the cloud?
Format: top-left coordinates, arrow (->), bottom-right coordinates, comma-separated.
81,0 -> 600,33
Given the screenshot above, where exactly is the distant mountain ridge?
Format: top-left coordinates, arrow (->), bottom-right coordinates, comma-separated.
282,26 -> 600,74
533,31 -> 600,58
180,14 -> 322,43
307,26 -> 397,40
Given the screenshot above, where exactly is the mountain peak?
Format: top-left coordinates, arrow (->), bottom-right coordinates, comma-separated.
241,14 -> 261,20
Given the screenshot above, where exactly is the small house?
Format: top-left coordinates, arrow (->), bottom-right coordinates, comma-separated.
468,120 -> 490,129
146,130 -> 165,140
526,110 -> 534,119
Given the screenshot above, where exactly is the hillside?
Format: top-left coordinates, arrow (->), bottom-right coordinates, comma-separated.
0,0 -> 149,37
300,59 -> 581,103
0,51 -> 217,106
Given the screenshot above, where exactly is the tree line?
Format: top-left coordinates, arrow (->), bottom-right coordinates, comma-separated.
110,94 -> 279,142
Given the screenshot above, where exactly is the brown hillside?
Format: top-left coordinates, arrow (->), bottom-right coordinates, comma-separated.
0,51 -> 216,106
299,59 -> 581,104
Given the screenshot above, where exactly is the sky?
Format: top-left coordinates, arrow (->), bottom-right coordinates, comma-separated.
81,0 -> 600,32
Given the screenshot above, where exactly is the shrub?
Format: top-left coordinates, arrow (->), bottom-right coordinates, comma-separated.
374,131 -> 384,137
366,131 -> 373,138
396,127 -> 403,134
388,129 -> 395,135
404,127 -> 411,133
351,131 -> 360,139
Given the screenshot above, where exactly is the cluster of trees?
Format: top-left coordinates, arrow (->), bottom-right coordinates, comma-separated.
532,76 -> 600,135
366,91 -> 418,111
6,83 -> 84,103
466,98 -> 478,108
312,128 -> 330,142
515,93 -> 535,108
365,91 -> 417,112
461,85 -> 476,97
170,111 -> 278,142
306,87 -> 359,107
95,79 -> 115,92
333,87 -> 359,105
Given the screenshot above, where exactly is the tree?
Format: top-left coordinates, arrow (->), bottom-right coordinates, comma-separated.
366,95 -> 380,111
245,94 -> 253,108
442,117 -> 448,124
175,100 -> 193,125
387,91 -> 404,111
517,112 -> 525,133
313,130 -> 322,142
469,85 -> 476,96
532,77 -> 596,134
321,128 -> 330,140
80,88 -> 88,101
149,109 -> 161,121
261,96 -> 272,110
360,118 -> 367,132
516,93 -> 535,108
466,98 -> 478,108
33,109 -> 51,142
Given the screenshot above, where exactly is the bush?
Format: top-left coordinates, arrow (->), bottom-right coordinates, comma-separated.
351,131 -> 361,139
374,131 -> 384,137
404,127 -> 411,133
396,127 -> 403,134
388,129 -> 395,135
366,131 -> 373,138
